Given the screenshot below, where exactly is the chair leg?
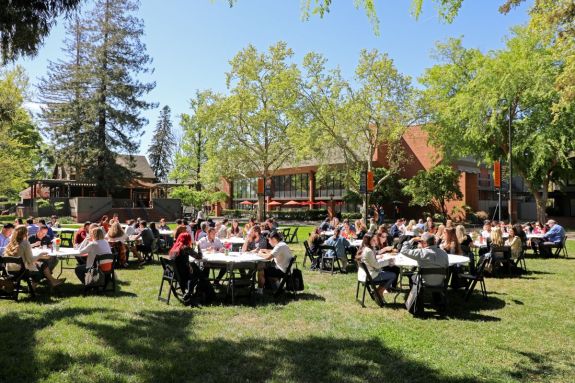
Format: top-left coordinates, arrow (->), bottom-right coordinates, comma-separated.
355,280 -> 360,299
465,279 -> 478,302
361,284 -> 367,308
480,279 -> 487,301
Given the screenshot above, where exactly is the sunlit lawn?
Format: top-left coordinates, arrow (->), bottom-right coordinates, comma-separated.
0,227 -> 574,383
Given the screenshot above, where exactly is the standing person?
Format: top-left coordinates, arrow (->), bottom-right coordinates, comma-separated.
196,209 -> 205,225
257,231 -> 294,294
4,225 -> 65,287
356,234 -> 396,297
324,228 -> 350,271
0,223 -> 15,256
75,226 -> 113,284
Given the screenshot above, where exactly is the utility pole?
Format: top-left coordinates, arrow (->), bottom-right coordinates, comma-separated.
508,104 -> 513,224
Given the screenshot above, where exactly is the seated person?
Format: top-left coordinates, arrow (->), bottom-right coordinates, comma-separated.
129,221 -> 152,264
400,232 -> 449,287
242,225 -> 268,253
389,219 -> 403,239
356,235 -> 396,296
324,228 -> 350,270
106,222 -> 128,266
168,233 -> 195,295
319,217 -> 331,232
75,226 -> 113,284
0,223 -> 15,256
505,227 -> 523,261
256,231 -> 294,294
197,227 -> 223,252
195,222 -> 208,242
216,219 -> 229,239
124,220 -> 137,236
3,225 -> 65,287
354,219 -> 367,239
341,219 -> 356,239
48,215 -> 61,229
38,219 -> 55,241
538,219 -> 565,257
26,218 -> 39,237
228,219 -> 242,238
28,226 -> 58,272
307,228 -> 323,254
158,218 -> 170,231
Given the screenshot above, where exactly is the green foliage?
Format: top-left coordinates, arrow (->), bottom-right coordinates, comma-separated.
0,0 -> 81,63
222,208 -> 329,221
148,105 -> 176,182
419,27 -> 575,222
169,187 -> 226,209
36,199 -> 51,209
0,67 -> 41,199
402,165 -> 462,217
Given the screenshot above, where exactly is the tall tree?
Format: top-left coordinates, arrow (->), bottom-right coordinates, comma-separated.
148,105 -> 175,182
0,0 -> 82,63
291,49 -> 416,219
203,42 -> 300,220
419,28 -> 575,223
0,67 -> 41,199
86,0 -> 156,194
170,90 -> 219,190
39,13 -> 94,173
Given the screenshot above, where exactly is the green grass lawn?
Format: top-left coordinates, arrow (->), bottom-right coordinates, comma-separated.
0,231 -> 574,383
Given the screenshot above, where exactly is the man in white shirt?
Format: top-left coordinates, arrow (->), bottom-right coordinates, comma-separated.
197,228 -> 223,252
257,231 -> 294,294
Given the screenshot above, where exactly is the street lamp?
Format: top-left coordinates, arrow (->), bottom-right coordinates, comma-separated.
329,193 -> 334,218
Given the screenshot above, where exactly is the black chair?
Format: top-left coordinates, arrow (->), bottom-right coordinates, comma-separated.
355,261 -> 385,308
513,246 -> 527,272
319,245 -> 343,274
59,231 -> 74,248
225,261 -> 257,305
490,245 -> 512,274
281,228 -> 291,242
274,256 -> 297,298
83,253 -> 117,295
0,257 -> 36,301
158,256 -> 185,305
459,254 -> 489,301
302,241 -> 319,269
414,267 -> 449,314
287,227 -> 299,244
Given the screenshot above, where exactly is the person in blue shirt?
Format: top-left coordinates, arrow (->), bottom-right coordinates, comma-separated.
539,220 -> 565,257
324,228 -> 350,270
389,219 -> 403,238
38,219 -> 55,240
0,223 -> 15,256
26,218 -> 39,237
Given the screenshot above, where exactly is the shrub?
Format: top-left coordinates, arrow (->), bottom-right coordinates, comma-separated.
341,212 -> 362,220
475,210 -> 489,221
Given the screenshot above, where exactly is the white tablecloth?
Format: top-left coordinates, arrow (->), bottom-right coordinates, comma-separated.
527,233 -> 544,239
349,239 -> 362,247
222,237 -> 245,245
32,247 -> 81,258
51,227 -> 77,234
380,253 -> 469,267
321,231 -> 335,237
191,251 -> 267,264
159,230 -> 173,236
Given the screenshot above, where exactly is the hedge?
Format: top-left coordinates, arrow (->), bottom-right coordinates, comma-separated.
222,209 -> 330,221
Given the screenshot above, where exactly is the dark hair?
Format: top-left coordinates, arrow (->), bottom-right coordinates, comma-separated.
333,227 -> 341,237
140,221 -> 148,227
15,218 -> 23,225
183,219 -> 189,225
26,218 -> 34,225
361,234 -> 373,249
51,215 -> 58,219
150,222 -> 157,230
39,219 -> 46,225
176,219 -> 183,225
269,231 -> 282,242
3,223 -> 15,229
83,221 -> 91,228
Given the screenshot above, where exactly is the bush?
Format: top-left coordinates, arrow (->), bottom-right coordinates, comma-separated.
0,214 -> 16,222
341,212 -> 362,220
475,210 -> 489,221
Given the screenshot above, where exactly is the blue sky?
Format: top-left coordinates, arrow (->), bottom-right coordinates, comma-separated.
15,0 -> 532,156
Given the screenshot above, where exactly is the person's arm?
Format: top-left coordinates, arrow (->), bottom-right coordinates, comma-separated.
400,239 -> 423,261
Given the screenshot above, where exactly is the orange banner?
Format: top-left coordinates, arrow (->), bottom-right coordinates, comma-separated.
493,161 -> 501,189
367,171 -> 374,192
257,178 -> 264,194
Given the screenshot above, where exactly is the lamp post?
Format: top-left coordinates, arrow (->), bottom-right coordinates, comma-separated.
508,103 -> 513,224
329,193 -> 334,218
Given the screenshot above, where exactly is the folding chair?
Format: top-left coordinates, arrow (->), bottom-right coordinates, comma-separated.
415,267 -> 449,313
513,246 -> 527,272
319,245 -> 342,274
288,227 -> 299,244
459,254 -> 489,301
552,236 -> 568,258
83,253 -> 117,295
0,257 -> 36,301
490,245 -> 512,274
158,256 -> 185,305
302,241 -> 319,269
225,261 -> 257,305
281,228 -> 291,242
355,261 -> 385,308
59,231 -> 74,248
274,256 -> 297,298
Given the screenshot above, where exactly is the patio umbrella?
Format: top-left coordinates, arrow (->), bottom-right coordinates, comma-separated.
239,200 -> 253,205
299,201 -> 314,206
315,201 -> 327,206
284,200 -> 301,206
267,201 -> 282,207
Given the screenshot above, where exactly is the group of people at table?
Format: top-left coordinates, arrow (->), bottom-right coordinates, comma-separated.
0,213 -> 293,296
307,216 -> 566,299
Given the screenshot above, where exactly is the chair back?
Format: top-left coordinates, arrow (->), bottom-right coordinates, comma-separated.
417,267 -> 448,287
288,227 -> 299,243
319,244 -> 336,257
0,256 -> 26,277
94,253 -> 116,273
491,245 -> 511,260
303,241 -> 314,258
359,261 -> 375,284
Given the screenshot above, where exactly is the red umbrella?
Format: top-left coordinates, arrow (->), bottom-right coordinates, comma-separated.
239,201 -> 254,205
335,201 -> 344,206
300,201 -> 314,206
284,200 -> 301,206
315,201 -> 327,206
267,201 -> 282,207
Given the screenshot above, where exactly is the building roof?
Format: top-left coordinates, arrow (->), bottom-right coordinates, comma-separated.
116,155 -> 156,180
19,186 -> 50,199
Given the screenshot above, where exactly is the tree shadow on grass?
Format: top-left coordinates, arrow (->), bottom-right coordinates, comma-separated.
0,307 -> 495,383
503,348 -> 575,382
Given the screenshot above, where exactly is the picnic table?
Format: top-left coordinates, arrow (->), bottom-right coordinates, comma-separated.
379,253 -> 470,268
32,247 -> 81,278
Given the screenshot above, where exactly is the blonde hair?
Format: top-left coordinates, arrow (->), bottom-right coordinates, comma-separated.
406,219 -> 417,231
107,222 -> 125,239
91,226 -> 105,241
455,225 -> 467,244
4,225 -> 28,257
435,224 -> 446,239
491,227 -> 504,247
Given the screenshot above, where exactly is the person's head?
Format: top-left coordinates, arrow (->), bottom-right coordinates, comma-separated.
377,225 -> 387,235
100,215 -> 108,224
108,222 -> 125,238
445,219 -> 453,228
38,219 -> 47,226
139,221 -> 148,229
90,226 -> 105,241
444,227 -> 458,244
36,226 -> 49,239
491,227 -> 504,246
508,226 -> 517,238
51,215 -> 58,223
174,226 -> 187,241
183,219 -> 189,226
4,225 -> 29,256
200,222 -> 208,232
268,231 -> 282,247
222,218 -> 229,225
83,221 -> 91,230
333,227 -> 341,238
26,218 -> 34,225
455,225 -> 467,243
355,220 -> 364,230
252,225 -> 262,238
160,218 -> 166,226
420,232 -> 435,247
232,219 -> 239,229
546,219 -> 557,228
2,223 -> 15,237
513,224 -> 524,237
418,219 -> 424,224
150,222 -> 157,230
176,219 -> 183,226
436,224 -> 445,237
207,227 -> 216,241
170,232 -> 192,255
395,218 -> 402,225
14,218 -> 23,225
407,219 -> 416,230
362,234 -> 374,250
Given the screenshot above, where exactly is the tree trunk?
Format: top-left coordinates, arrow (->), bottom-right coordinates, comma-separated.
534,179 -> 549,224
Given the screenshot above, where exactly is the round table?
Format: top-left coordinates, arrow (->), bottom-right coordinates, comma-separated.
380,253 -> 469,267
32,247 -> 82,278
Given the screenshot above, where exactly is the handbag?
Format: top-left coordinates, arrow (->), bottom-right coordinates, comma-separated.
287,265 -> 304,292
85,264 -> 104,287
